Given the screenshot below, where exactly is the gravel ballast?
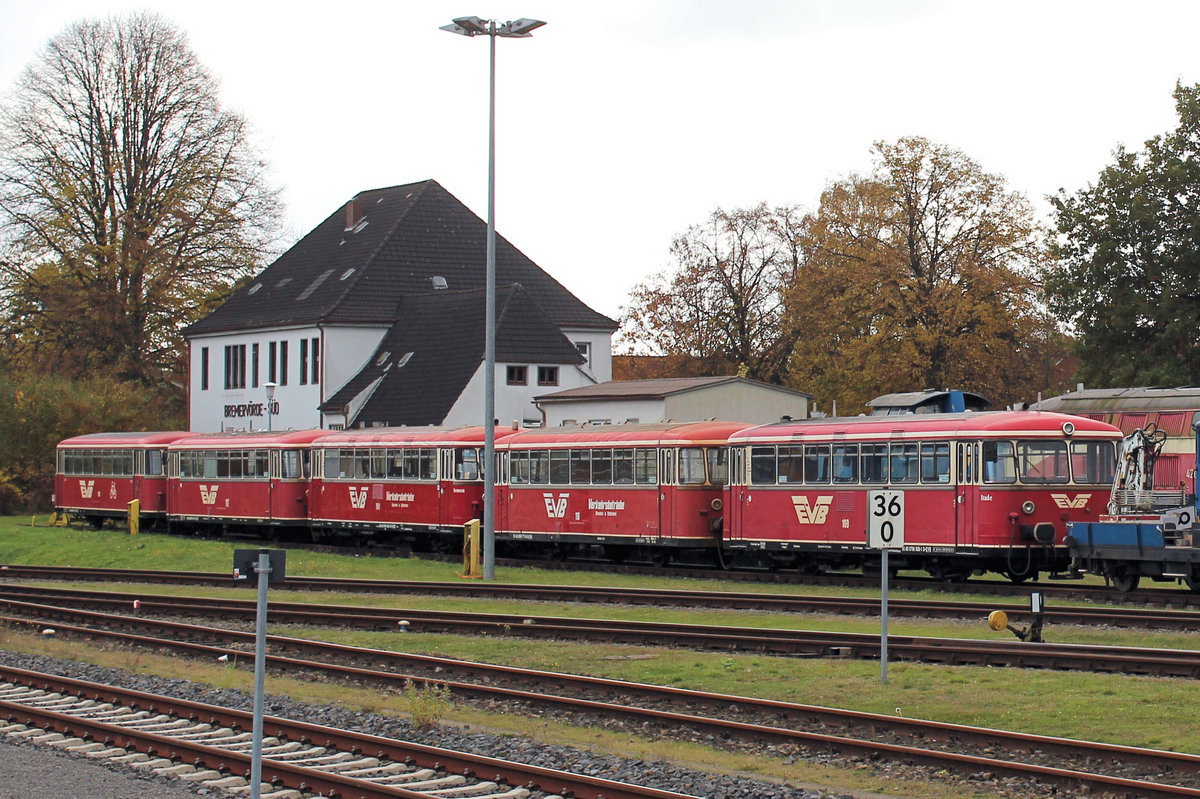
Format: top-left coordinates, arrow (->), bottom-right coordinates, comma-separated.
0,650 -> 841,799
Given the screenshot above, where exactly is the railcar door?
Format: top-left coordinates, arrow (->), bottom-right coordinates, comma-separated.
956,441 -> 978,547
657,447 -> 673,539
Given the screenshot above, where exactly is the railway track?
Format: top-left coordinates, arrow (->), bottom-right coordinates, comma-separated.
4,586 -> 1200,677
4,560 -> 1196,607
4,576 -> 1200,632
0,665 -> 692,799
4,624 -> 1200,798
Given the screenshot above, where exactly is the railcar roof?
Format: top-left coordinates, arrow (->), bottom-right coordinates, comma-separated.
312,425 -> 520,446
1037,386 -> 1200,412
729,410 -> 1122,441
168,429 -> 328,448
58,431 -> 193,447
499,420 -> 752,447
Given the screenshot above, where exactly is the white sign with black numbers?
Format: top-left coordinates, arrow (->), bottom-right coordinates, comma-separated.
867,490 -> 905,549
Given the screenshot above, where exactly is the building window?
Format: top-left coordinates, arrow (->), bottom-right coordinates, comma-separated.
279,340 -> 289,386
268,341 -> 277,384
575,341 -> 590,364
537,366 -> 558,386
311,337 -> 320,384
223,344 -> 246,389
251,343 -> 259,388
507,365 -> 528,385
300,339 -> 309,385
200,347 -> 209,391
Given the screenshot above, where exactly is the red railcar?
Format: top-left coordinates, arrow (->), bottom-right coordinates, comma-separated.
165,429 -> 326,531
496,421 -> 748,560
725,411 -> 1123,580
55,432 -> 193,528
309,426 -> 517,546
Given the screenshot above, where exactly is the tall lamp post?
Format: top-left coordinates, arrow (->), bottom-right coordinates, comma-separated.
441,15 -> 545,581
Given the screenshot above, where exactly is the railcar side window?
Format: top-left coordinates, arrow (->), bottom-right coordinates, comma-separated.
1070,441 -> 1117,484
707,447 -> 728,485
832,444 -> 859,483
529,450 -> 549,484
592,449 -> 613,484
777,445 -> 803,484
371,449 -> 387,479
571,449 -> 592,484
549,450 -> 570,484
1017,441 -> 1069,484
510,451 -> 529,484
983,441 -> 1017,483
861,444 -> 888,483
750,446 -> 777,485
678,448 -> 706,485
920,442 -> 951,483
805,444 -> 831,483
323,449 -> 342,478
890,443 -> 919,483
613,449 -> 635,484
635,449 -> 657,484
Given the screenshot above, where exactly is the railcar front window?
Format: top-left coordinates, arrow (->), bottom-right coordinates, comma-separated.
679,448 -> 707,484
983,441 -> 1017,484
281,450 -> 302,479
146,450 -> 164,477
1017,441 -> 1070,484
456,448 -> 482,481
1070,440 -> 1117,484
707,447 -> 728,485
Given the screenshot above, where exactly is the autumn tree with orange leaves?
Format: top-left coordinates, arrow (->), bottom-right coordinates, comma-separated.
787,137 -> 1070,413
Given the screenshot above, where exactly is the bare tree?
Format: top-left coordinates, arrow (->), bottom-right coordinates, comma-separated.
0,13 -> 281,383
618,203 -> 803,383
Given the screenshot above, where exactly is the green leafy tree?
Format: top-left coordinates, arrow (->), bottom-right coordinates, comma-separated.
618,203 -> 803,383
0,13 -> 281,384
1045,82 -> 1200,385
788,137 -> 1064,412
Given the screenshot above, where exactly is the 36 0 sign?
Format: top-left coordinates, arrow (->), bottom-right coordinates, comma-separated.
867,490 -> 904,549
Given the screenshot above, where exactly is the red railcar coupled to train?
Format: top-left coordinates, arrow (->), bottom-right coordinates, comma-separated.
495,421 -> 748,561
309,426 -> 517,547
54,432 -> 195,528
725,411 -> 1123,580
165,429 -> 327,531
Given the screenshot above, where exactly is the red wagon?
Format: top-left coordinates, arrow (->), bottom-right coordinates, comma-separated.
309,426 -> 517,547
725,411 -> 1123,580
165,429 -> 326,532
55,432 -> 193,528
496,421 -> 748,562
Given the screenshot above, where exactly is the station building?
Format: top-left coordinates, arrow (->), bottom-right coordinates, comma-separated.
184,180 -> 617,432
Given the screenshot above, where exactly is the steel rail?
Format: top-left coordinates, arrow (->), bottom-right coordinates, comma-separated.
0,666 -> 696,799
4,632 -> 1200,797
5,591 -> 1200,677
4,562 -> 1197,606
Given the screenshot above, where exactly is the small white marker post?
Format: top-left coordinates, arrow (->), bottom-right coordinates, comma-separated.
867,490 -> 904,684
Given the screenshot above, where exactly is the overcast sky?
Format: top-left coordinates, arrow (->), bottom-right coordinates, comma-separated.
2,1 -> 1198,321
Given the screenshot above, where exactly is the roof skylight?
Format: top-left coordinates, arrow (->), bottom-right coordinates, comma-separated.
296,269 -> 334,301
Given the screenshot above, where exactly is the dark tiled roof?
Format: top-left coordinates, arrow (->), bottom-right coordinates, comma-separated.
187,180 -> 616,335
321,285 -> 584,427
535,376 -> 813,402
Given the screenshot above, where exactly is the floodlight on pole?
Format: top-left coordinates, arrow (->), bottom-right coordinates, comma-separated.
441,16 -> 545,581
264,382 -> 277,432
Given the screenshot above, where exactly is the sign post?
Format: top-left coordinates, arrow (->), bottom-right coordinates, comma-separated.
867,490 -> 904,684
234,549 -> 286,799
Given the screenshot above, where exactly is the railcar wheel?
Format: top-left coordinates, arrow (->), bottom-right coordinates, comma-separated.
1005,570 -> 1030,585
1185,570 -> 1200,594
86,516 -> 104,530
1109,565 -> 1140,593
650,549 -> 671,568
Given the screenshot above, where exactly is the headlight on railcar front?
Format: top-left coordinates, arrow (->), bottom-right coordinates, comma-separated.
711,498 -> 723,511
1021,501 -> 1036,516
